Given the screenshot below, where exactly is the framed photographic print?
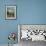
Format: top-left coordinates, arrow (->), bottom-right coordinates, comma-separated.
5,5 -> 16,20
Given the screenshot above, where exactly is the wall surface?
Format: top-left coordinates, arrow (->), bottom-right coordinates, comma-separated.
0,0 -> 18,44
0,0 -> 46,45
19,0 -> 46,24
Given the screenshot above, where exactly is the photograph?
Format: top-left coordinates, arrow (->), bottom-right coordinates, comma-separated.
5,5 -> 16,20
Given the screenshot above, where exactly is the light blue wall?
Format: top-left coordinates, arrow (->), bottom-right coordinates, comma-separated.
0,0 -> 18,44
0,0 -> 46,44
19,0 -> 46,24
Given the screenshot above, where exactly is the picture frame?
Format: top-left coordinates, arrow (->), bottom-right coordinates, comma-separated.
5,5 -> 16,20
